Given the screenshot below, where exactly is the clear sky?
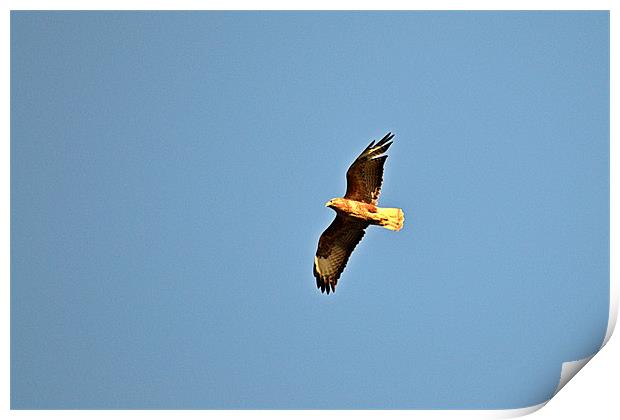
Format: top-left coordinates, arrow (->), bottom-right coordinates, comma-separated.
11,11 -> 609,409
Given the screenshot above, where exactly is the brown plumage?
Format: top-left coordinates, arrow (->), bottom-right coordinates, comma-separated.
313,132 -> 404,294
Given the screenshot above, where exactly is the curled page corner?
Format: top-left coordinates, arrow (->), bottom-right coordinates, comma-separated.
550,270 -> 618,397
495,353 -> 599,418
497,271 -> 618,418
554,356 -> 595,394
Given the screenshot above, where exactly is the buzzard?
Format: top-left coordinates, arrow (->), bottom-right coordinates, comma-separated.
313,132 -> 404,294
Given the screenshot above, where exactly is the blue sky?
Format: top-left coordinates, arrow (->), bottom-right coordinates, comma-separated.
11,11 -> 609,409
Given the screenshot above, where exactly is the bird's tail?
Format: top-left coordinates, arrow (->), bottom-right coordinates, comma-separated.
377,207 -> 404,231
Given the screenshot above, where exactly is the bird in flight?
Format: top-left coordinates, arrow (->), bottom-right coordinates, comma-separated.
313,132 -> 404,294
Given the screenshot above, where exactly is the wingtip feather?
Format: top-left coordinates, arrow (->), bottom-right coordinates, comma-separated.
314,273 -> 338,295
376,132 -> 395,147
368,140 -> 392,159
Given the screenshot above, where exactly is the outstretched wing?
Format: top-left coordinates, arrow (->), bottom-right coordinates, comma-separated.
313,215 -> 368,294
344,132 -> 394,204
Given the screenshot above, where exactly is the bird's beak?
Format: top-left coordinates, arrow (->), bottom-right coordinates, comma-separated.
325,200 -> 331,207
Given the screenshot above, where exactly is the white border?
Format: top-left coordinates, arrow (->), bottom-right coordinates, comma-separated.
4,1 -> 617,418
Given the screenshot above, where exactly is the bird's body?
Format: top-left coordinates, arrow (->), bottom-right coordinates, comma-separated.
325,197 -> 404,231
313,133 -> 404,294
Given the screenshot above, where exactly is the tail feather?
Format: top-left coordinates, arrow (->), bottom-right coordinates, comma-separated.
378,207 -> 404,231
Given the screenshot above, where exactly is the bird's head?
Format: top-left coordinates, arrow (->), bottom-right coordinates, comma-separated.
325,198 -> 342,210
